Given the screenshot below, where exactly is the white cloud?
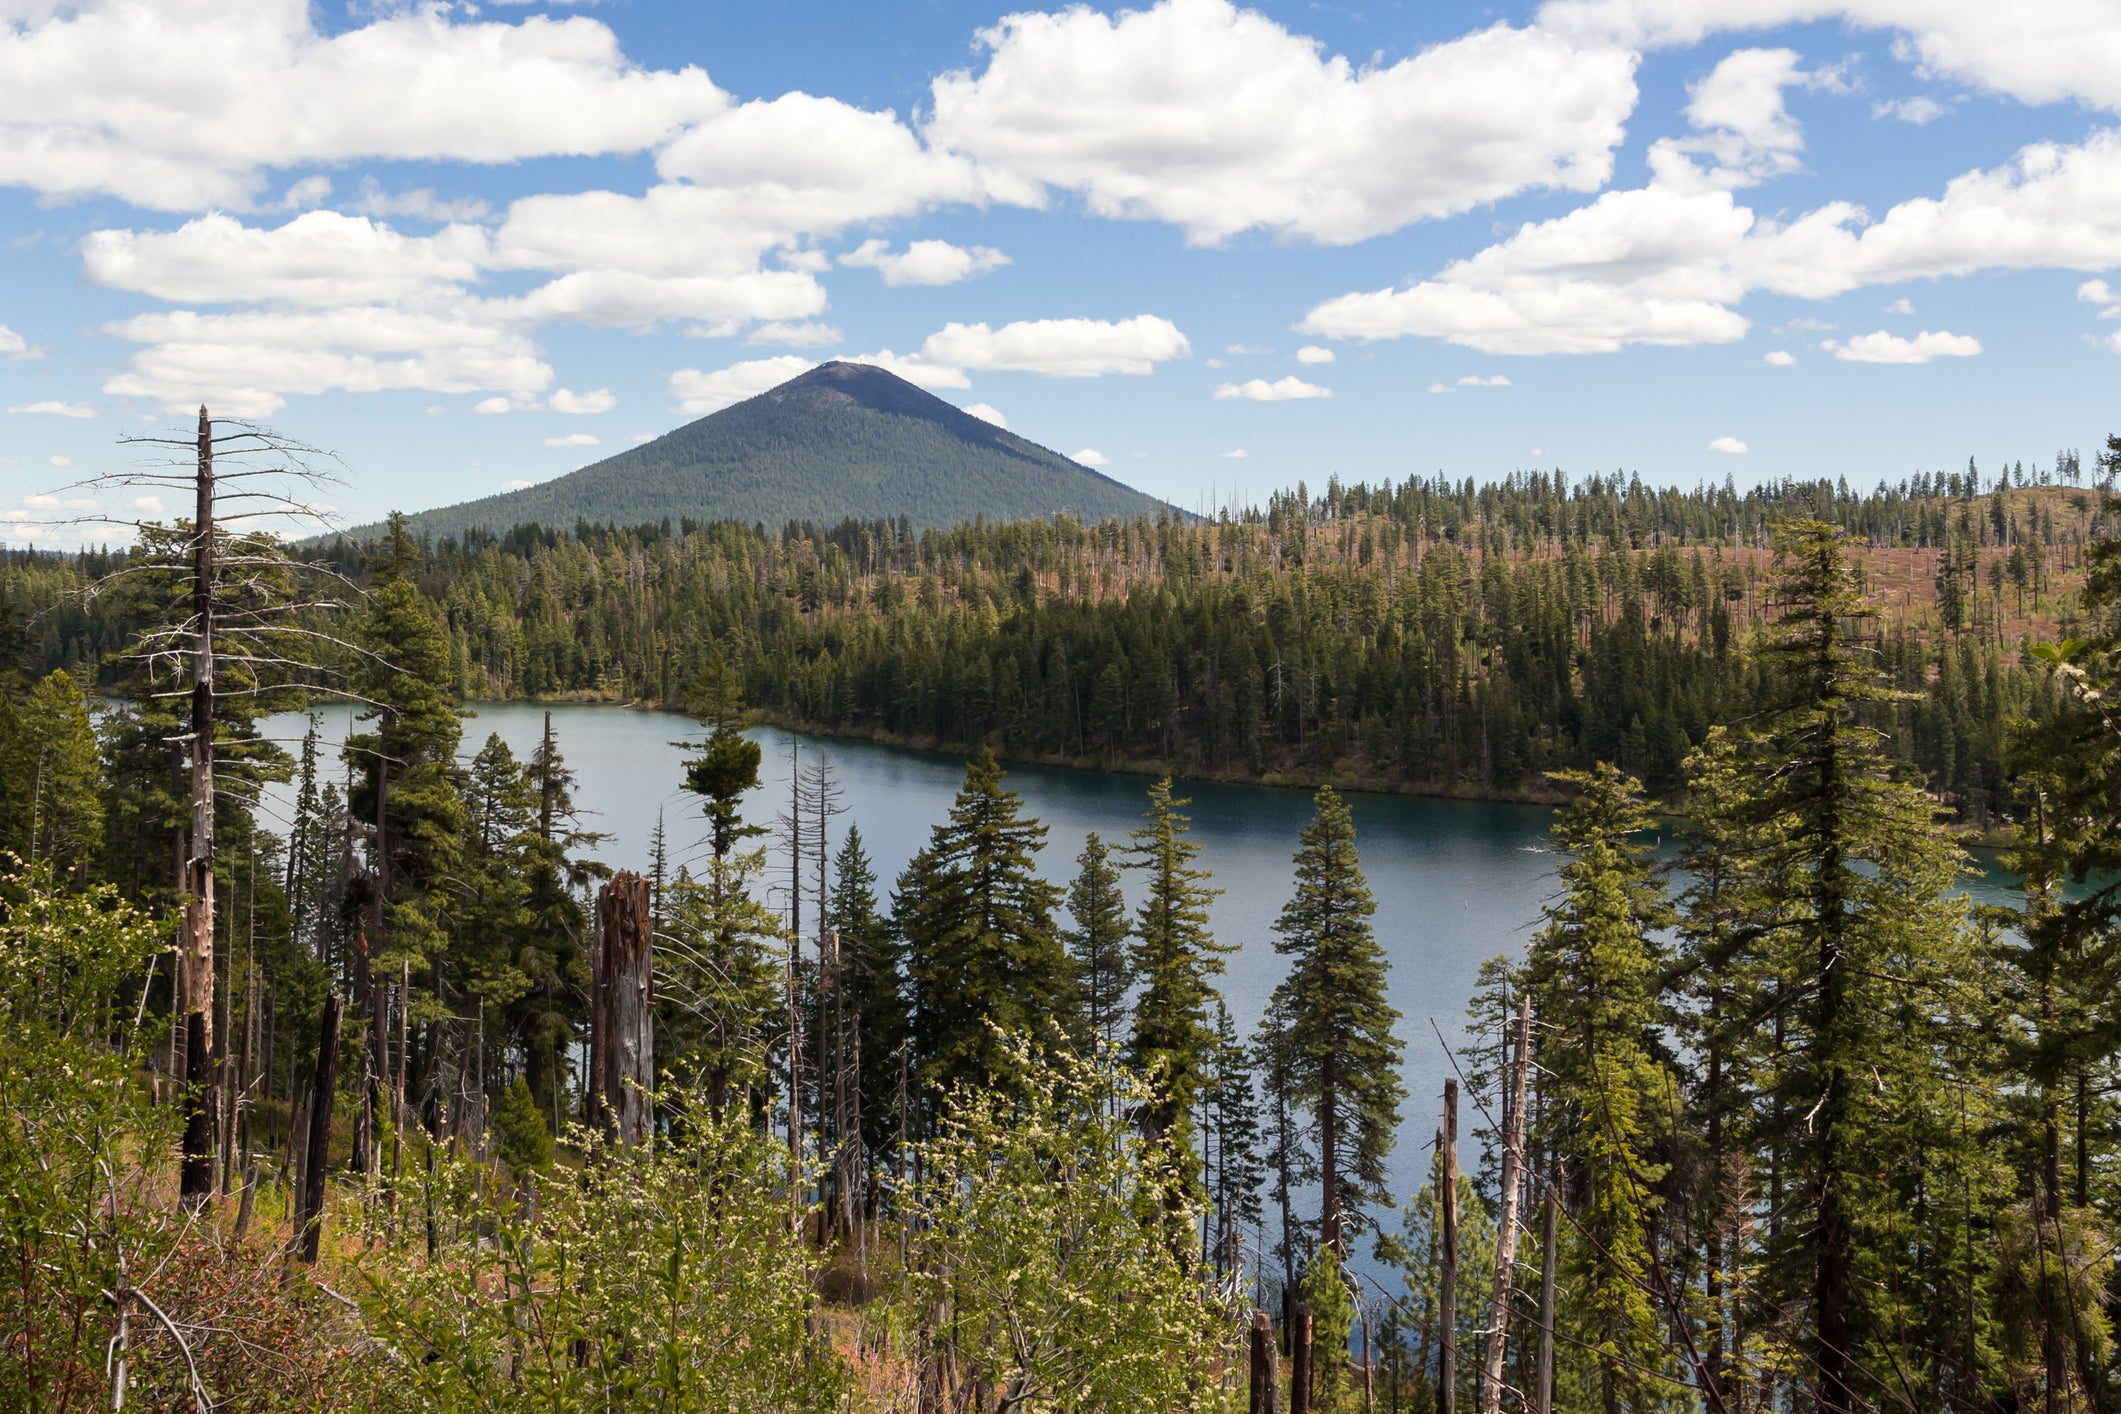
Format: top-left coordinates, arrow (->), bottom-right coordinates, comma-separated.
543,432 -> 600,448
1295,345 -> 1336,365
99,304 -> 554,416
841,238 -> 1011,286
548,386 -> 616,414
1225,344 -> 1270,356
1873,96 -> 1948,125
917,315 -> 1190,377
83,212 -> 489,307
630,433 -> 655,443
668,356 -> 816,415
927,0 -> 1638,245
1459,374 -> 1512,387
502,479 -> 535,490
0,324 -> 42,359
1821,328 -> 1983,363
1708,435 -> 1749,453
2080,278 -> 2121,314
1215,376 -> 1332,401
1073,448 -> 1109,466
7,400 -> 95,418
1303,126 -> 2121,355
1764,349 -> 1797,365
129,495 -> 164,515
0,4 -> 731,209
746,320 -> 843,347
351,179 -> 492,224
1428,382 -> 1455,393
1219,448 -> 1247,458
1538,0 -> 2121,116
474,396 -> 515,415
961,402 -> 1009,428
1884,297 -> 1915,314
1648,47 -> 1828,191
48,455 -> 71,468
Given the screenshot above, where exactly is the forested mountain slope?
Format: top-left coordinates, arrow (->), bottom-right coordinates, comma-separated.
375,361 -> 1168,539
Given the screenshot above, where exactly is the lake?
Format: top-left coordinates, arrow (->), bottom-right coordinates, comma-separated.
261,700 -> 2025,1285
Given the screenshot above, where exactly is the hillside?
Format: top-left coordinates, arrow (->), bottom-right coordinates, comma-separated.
385,362 -> 1169,539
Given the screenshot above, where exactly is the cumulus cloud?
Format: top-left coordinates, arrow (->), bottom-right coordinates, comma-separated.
1648,47 -> 1833,191
502,479 -> 534,490
0,3 -> 731,209
49,456 -> 71,468
548,386 -> 616,414
7,400 -> 95,418
961,402 -> 1009,428
845,351 -> 974,390
746,320 -> 843,347
1302,125 -> 2121,355
543,432 -> 600,447
1427,382 -> 1454,393
1295,345 -> 1335,365
1764,349 -> 1797,365
917,316 -> 1190,378
1215,376 -> 1332,400
82,211 -> 488,307
1874,96 -> 1948,125
841,238 -> 1011,286
1708,435 -> 1748,453
474,396 -> 515,414
1073,448 -> 1109,466
0,324 -> 42,359
1537,0 -> 2121,116
668,356 -> 816,415
1821,329 -> 1982,362
1884,297 -> 1915,314
927,0 -> 1638,245
1219,448 -> 1248,458
2080,278 -> 2121,314
1459,374 -> 1512,387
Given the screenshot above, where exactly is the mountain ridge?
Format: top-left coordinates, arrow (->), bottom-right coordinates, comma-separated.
371,362 -> 1169,541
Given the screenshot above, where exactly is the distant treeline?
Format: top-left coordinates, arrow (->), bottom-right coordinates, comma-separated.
5,461 -> 2103,823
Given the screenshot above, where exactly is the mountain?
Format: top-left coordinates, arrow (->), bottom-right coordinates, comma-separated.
382,362 -> 1169,540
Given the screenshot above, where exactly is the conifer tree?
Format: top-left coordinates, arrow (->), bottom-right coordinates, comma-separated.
896,751 -> 1077,1102
1524,763 -> 1674,1413
1699,519 -> 1986,1412
1266,785 -> 1403,1258
1124,777 -> 1229,1178
1062,832 -> 1131,1050
0,669 -> 104,879
825,826 -> 905,1166
1201,999 -> 1265,1278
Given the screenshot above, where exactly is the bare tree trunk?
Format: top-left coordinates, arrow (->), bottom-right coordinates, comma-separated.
1250,1310 -> 1280,1414
294,992 -> 342,1265
1290,1303 -> 1313,1414
1535,1180 -> 1558,1414
178,405 -> 217,1211
1478,996 -> 1532,1414
596,873 -> 655,1147
1439,1079 -> 1459,1414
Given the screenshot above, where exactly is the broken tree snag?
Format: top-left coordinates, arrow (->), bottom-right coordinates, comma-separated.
295,991 -> 342,1265
1439,1078 -> 1459,1414
596,872 -> 655,1148
178,404 -> 217,1212
1249,1310 -> 1279,1414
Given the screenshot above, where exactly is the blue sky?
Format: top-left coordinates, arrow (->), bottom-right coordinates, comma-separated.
2,0 -> 2119,542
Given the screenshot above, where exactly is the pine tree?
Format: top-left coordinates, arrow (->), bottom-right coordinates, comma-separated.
1062,832 -> 1131,1050
825,826 -> 905,1167
1523,763 -> 1674,1413
1701,519 -> 1985,1412
1266,785 -> 1404,1259
1201,999 -> 1265,1279
896,751 -> 1077,1102
1124,777 -> 1229,1179
0,669 -> 104,879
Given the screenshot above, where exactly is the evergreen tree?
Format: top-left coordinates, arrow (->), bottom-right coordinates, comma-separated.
1124,777 -> 1230,1180
1699,519 -> 1988,1411
896,751 -> 1077,1102
1062,832 -> 1131,1050
1523,763 -> 1674,1412
1265,786 -> 1404,1259
1201,999 -> 1265,1278
0,669 -> 104,879
825,826 -> 905,1166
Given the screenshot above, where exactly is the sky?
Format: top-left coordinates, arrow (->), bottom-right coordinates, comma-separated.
2,0 -> 2119,544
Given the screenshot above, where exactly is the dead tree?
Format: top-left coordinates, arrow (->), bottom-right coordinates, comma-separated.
594,872 -> 655,1147
1439,1078 -> 1459,1414
1477,995 -> 1532,1414
67,408 -> 361,1212
294,991 -> 342,1265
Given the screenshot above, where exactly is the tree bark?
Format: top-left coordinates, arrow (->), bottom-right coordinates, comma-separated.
294,992 -> 342,1265
1290,1303 -> 1313,1414
595,872 -> 655,1147
1439,1078 -> 1459,1414
1536,1182 -> 1557,1414
1478,995 -> 1532,1414
1250,1310 -> 1280,1414
178,405 -> 217,1211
